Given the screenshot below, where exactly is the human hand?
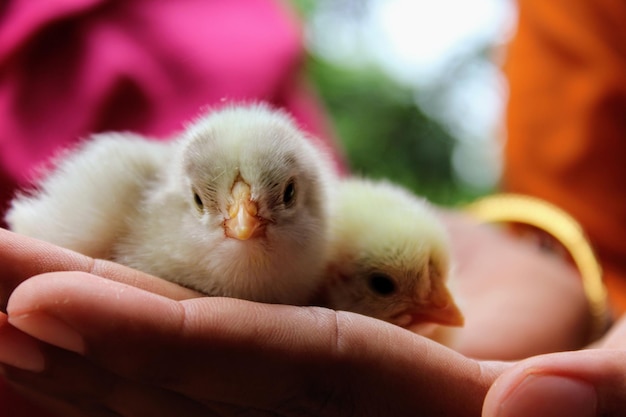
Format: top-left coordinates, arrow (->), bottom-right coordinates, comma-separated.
1,207 -> 592,362
2,273 -> 622,417
0,272 -> 509,417
0,227 -> 202,417
0,215 -> 597,416
0,227 -> 505,416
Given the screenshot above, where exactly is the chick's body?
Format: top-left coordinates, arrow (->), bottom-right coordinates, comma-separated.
7,104 -> 335,305
6,133 -> 170,259
319,178 -> 463,329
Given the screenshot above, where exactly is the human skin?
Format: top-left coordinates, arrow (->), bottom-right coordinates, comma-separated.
483,316 -> 626,417
3,280 -> 626,417
432,211 -> 591,359
0,213 -> 598,416
0,273 -> 507,417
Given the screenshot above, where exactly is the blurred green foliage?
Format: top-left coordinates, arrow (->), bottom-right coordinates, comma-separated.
291,0 -> 317,16
292,0 -> 490,206
305,56 -> 482,206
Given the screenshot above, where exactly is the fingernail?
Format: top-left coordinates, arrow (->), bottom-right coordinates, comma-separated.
9,313 -> 85,354
497,374 -> 597,417
0,328 -> 45,372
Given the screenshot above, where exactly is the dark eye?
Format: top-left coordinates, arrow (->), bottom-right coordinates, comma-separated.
368,273 -> 397,296
282,178 -> 296,207
193,191 -> 204,211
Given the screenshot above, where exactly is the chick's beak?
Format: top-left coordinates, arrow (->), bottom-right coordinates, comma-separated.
411,298 -> 464,327
393,285 -> 465,328
224,180 -> 264,240
423,283 -> 465,326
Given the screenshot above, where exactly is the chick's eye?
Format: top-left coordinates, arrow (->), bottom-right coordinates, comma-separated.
368,273 -> 397,296
193,191 -> 204,210
282,179 -> 296,207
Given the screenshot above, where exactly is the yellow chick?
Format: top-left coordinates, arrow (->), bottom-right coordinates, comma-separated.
7,103 -> 336,305
317,178 -> 464,329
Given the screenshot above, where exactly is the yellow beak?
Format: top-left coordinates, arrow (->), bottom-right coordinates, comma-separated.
421,283 -> 465,327
224,180 -> 263,240
392,284 -> 465,328
411,299 -> 465,327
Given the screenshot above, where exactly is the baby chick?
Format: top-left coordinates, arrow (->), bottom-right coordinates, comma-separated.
6,103 -> 335,305
317,178 -> 464,329
6,133 -> 170,259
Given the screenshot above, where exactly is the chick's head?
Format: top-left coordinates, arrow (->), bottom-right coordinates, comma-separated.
181,103 -> 331,240
172,103 -> 334,302
324,179 -> 464,328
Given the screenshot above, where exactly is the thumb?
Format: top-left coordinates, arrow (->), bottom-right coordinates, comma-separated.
482,349 -> 626,417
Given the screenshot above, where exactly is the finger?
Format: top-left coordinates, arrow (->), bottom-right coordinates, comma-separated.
0,312 -> 45,372
0,378 -> 82,417
0,323 -> 225,416
8,272 -> 507,416
0,228 -> 200,311
3,361 -> 222,417
482,350 -> 626,417
0,313 -> 80,417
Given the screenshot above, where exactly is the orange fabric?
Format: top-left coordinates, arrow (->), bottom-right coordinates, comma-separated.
503,0 -> 626,314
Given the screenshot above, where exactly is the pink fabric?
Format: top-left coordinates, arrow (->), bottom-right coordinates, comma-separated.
0,1 -> 346,415
0,0 -> 346,216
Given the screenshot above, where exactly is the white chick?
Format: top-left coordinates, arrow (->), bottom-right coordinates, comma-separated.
6,103 -> 335,305
6,133 -> 170,259
316,178 -> 464,329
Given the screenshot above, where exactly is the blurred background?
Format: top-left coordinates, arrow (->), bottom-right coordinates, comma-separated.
292,0 -> 517,205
